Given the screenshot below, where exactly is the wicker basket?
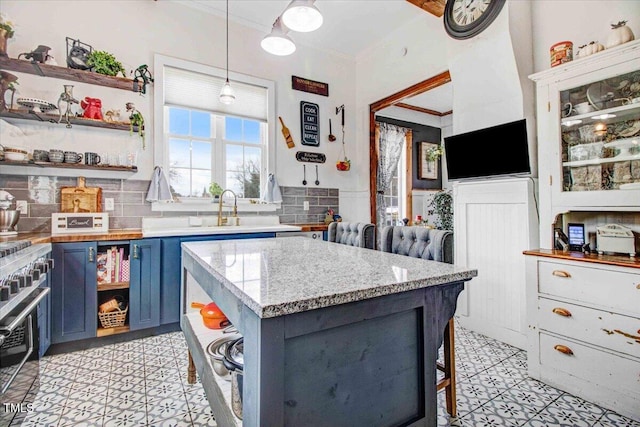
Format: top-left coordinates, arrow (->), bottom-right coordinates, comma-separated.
98,305 -> 128,328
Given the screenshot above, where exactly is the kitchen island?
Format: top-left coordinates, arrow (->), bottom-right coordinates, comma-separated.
181,237 -> 477,427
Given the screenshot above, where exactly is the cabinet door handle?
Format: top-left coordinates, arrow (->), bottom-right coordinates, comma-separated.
552,270 -> 571,278
552,307 -> 572,317
88,247 -> 95,263
636,283 -> 640,290
132,244 -> 139,259
554,344 -> 574,355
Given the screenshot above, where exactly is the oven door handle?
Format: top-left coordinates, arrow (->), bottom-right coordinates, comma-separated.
0,315 -> 34,395
0,287 -> 50,335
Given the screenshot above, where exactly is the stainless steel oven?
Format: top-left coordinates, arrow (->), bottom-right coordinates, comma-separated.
0,241 -> 53,426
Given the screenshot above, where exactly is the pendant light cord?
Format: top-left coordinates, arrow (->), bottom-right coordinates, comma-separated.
225,0 -> 229,83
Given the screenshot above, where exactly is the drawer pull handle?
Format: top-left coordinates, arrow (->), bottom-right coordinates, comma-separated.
552,307 -> 572,317
636,283 -> 640,290
554,344 -> 573,355
552,270 -> 571,278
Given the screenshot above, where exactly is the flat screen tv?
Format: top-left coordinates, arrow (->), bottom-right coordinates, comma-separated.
444,119 -> 531,180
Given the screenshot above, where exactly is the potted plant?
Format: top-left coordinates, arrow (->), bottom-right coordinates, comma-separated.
427,190 -> 453,231
87,50 -> 126,77
208,182 -> 223,200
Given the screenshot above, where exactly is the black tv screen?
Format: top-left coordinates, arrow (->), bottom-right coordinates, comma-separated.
444,119 -> 531,180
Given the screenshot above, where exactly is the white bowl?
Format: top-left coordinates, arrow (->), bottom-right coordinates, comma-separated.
4,151 -> 27,161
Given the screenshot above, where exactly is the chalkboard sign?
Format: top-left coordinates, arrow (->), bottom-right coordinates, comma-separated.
295,151 -> 326,163
67,216 -> 94,228
300,101 -> 319,146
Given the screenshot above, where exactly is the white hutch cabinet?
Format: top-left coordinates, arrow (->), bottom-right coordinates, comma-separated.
526,40 -> 640,421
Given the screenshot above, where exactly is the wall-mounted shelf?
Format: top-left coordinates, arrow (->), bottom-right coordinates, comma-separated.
0,108 -> 139,132
0,160 -> 138,179
0,56 -> 142,92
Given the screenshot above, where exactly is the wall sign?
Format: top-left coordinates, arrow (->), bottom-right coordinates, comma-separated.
292,76 -> 329,97
300,101 -> 320,146
295,151 -> 326,163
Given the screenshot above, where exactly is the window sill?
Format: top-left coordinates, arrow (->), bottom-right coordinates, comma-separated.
150,199 -> 280,212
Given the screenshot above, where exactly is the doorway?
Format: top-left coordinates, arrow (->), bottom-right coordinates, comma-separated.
369,70 -> 452,226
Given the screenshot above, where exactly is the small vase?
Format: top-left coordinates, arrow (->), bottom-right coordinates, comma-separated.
0,29 -> 8,57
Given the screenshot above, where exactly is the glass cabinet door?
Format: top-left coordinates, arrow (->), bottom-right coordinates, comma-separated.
559,68 -> 640,193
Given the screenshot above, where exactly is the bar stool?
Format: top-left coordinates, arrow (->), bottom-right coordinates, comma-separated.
327,221 -> 375,249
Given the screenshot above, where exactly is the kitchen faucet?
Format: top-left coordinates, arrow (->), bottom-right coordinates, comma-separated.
217,189 -> 238,226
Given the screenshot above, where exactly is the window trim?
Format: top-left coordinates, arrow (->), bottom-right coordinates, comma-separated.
153,54 -> 277,211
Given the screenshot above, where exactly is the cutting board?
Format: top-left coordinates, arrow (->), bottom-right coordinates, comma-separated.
61,177 -> 102,213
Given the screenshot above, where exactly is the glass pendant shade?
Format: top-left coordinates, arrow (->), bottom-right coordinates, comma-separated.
261,18 -> 296,56
219,79 -> 235,104
281,0 -> 323,32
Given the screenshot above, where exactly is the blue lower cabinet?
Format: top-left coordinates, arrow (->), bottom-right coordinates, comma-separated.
37,275 -> 51,357
129,239 -> 161,331
159,237 -> 181,325
51,242 -> 98,344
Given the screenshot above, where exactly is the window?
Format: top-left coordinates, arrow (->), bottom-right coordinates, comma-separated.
153,54 -> 276,208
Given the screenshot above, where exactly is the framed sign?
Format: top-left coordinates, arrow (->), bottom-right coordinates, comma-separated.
296,151 -> 326,163
419,142 -> 439,180
300,101 -> 320,146
292,76 -> 329,96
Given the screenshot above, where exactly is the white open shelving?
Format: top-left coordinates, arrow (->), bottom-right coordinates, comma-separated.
182,312 -> 242,427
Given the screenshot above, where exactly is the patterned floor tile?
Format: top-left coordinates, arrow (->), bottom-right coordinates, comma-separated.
528,393 -> 606,427
25,325 -> 637,427
146,397 -> 192,423
595,411 -> 640,427
189,406 -> 218,426
57,407 -> 104,426
102,409 -> 148,427
19,409 -> 63,427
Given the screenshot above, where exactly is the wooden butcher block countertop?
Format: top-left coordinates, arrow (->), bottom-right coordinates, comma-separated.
2,224 -> 328,244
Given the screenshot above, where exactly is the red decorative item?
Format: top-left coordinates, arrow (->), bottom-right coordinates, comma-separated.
81,97 -> 103,120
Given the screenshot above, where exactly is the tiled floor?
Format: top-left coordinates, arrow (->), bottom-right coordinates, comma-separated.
15,322 -> 640,427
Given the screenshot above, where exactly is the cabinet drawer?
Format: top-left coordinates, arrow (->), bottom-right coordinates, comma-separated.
538,261 -> 639,314
539,332 -> 640,398
538,298 -> 640,359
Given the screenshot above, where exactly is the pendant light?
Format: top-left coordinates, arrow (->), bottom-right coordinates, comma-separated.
219,0 -> 235,105
281,0 -> 323,33
261,17 -> 296,56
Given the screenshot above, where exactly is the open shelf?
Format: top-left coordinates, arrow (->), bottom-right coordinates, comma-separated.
182,312 -> 241,427
97,325 -> 130,337
0,56 -> 142,92
0,108 -> 140,132
0,160 -> 138,179
97,282 -> 129,291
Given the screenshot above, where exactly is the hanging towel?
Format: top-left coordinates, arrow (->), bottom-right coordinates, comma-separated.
261,173 -> 282,203
146,166 -> 174,202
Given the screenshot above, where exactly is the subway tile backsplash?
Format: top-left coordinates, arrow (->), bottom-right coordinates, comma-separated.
0,174 -> 339,232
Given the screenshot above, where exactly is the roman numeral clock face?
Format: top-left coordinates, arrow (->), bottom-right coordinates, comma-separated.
444,0 -> 506,40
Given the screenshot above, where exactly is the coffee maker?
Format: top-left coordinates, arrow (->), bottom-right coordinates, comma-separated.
0,190 -> 20,235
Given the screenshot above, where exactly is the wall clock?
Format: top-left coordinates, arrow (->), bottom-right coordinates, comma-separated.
443,0 -> 506,40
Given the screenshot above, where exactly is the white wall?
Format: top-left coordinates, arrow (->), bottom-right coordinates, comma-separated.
0,0 -> 357,193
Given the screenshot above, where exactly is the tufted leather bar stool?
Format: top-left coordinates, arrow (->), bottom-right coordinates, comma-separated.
327,221 -> 376,249
380,225 -> 457,418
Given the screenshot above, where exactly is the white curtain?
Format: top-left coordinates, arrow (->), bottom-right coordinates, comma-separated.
376,122 -> 408,242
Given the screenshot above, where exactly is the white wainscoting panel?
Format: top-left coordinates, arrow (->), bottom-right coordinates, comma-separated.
453,178 -> 539,349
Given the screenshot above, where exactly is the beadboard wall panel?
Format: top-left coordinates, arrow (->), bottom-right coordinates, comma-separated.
453,178 -> 539,349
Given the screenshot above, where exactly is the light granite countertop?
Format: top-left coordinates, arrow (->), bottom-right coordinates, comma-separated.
182,237 -> 478,318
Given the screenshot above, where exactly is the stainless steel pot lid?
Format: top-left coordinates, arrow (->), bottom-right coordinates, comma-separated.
224,337 -> 244,370
206,334 -> 241,361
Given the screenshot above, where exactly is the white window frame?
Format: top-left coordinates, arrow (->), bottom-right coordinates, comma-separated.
152,54 -> 277,212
